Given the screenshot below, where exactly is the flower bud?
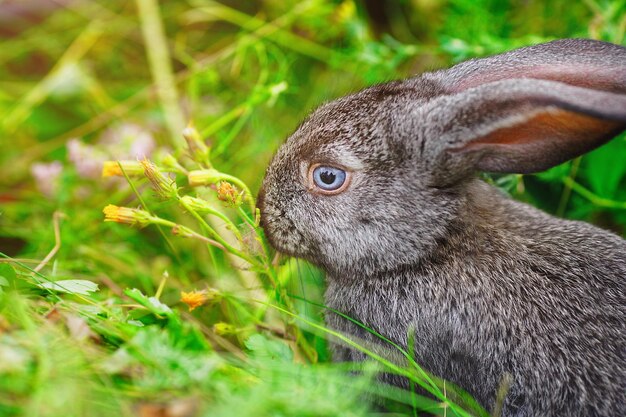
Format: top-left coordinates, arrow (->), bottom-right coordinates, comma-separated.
171,224 -> 195,238
102,205 -> 151,227
140,159 -> 178,199
180,195 -> 213,213
187,169 -> 220,187
161,153 -> 177,167
182,125 -> 211,163
213,322 -> 236,336
216,181 -> 243,207
102,160 -> 144,177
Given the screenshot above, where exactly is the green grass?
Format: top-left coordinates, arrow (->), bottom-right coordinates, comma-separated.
0,1 -> 625,416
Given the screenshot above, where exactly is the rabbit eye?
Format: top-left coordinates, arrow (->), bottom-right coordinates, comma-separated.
311,165 -> 348,194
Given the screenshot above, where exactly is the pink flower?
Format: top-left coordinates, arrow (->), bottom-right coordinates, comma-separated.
99,123 -> 156,160
31,161 -> 62,197
67,123 -> 156,180
67,138 -> 106,179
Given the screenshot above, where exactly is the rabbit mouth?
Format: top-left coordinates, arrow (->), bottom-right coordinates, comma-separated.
258,191 -> 312,258
260,211 -> 311,258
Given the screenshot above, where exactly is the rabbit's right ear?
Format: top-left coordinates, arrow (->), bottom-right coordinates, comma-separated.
419,39 -> 626,178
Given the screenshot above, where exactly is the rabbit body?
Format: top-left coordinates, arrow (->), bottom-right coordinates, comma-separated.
258,39 -> 626,416
325,180 -> 626,416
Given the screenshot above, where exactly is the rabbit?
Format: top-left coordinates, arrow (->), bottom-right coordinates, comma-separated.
257,39 -> 626,417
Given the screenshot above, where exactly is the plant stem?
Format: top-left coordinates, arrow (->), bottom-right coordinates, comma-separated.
178,198 -> 261,267
556,158 -> 581,217
135,0 -> 186,147
562,177 -> 626,209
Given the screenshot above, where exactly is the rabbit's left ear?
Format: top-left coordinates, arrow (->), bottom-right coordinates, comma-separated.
420,39 -> 626,175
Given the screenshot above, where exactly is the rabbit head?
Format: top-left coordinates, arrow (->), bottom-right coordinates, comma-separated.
258,39 -> 626,277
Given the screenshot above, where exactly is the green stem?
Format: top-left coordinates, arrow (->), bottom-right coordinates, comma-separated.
556,158 -> 581,217
118,162 -> 182,263
562,177 -> 626,209
147,216 -> 225,250
135,0 -> 185,147
178,198 -> 261,267
199,2 -> 342,64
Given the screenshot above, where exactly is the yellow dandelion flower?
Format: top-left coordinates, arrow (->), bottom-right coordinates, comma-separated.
181,290 -> 209,311
180,288 -> 221,311
102,205 -> 151,227
102,161 -> 144,177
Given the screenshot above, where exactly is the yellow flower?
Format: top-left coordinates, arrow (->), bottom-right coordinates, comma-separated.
102,204 -> 151,227
187,169 -> 220,187
180,290 -> 208,311
140,159 -> 177,198
180,288 -> 221,311
213,322 -> 236,335
102,161 -> 144,177
216,181 -> 242,207
335,0 -> 356,24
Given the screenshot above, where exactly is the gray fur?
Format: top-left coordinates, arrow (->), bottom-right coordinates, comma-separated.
258,39 -> 626,416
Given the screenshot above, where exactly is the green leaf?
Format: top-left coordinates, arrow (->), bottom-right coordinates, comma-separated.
245,333 -> 293,363
584,135 -> 626,198
534,161 -> 571,182
124,288 -> 174,318
39,279 -> 99,295
0,264 -> 16,286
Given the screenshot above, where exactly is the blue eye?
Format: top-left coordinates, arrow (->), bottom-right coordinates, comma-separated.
312,166 -> 347,192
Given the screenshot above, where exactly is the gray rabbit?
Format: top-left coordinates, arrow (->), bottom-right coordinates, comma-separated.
258,39 -> 626,416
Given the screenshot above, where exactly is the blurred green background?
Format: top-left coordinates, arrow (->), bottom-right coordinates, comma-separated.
0,1 -> 625,416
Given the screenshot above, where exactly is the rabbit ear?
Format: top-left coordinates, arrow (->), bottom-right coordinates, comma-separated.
437,39 -> 626,94
421,78 -> 626,175
419,39 -> 626,175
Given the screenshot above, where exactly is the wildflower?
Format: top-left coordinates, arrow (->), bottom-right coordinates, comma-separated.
67,138 -> 107,179
102,205 -> 151,227
334,0 -> 356,24
99,123 -> 155,159
180,290 -> 208,311
101,160 -> 144,177
68,125 -> 155,181
182,125 -> 210,162
179,195 -> 212,213
140,159 -> 178,198
31,161 -> 62,198
180,288 -> 221,312
161,153 -> 188,174
216,181 -> 243,207
187,169 -> 220,187
213,322 -> 236,335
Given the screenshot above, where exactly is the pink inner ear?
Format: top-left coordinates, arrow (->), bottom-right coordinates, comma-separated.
456,109 -> 625,173
451,65 -> 625,94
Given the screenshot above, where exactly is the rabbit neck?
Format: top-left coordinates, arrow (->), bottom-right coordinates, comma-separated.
322,177 -> 517,281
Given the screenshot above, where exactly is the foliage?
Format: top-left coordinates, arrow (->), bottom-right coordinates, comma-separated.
0,1 -> 625,416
